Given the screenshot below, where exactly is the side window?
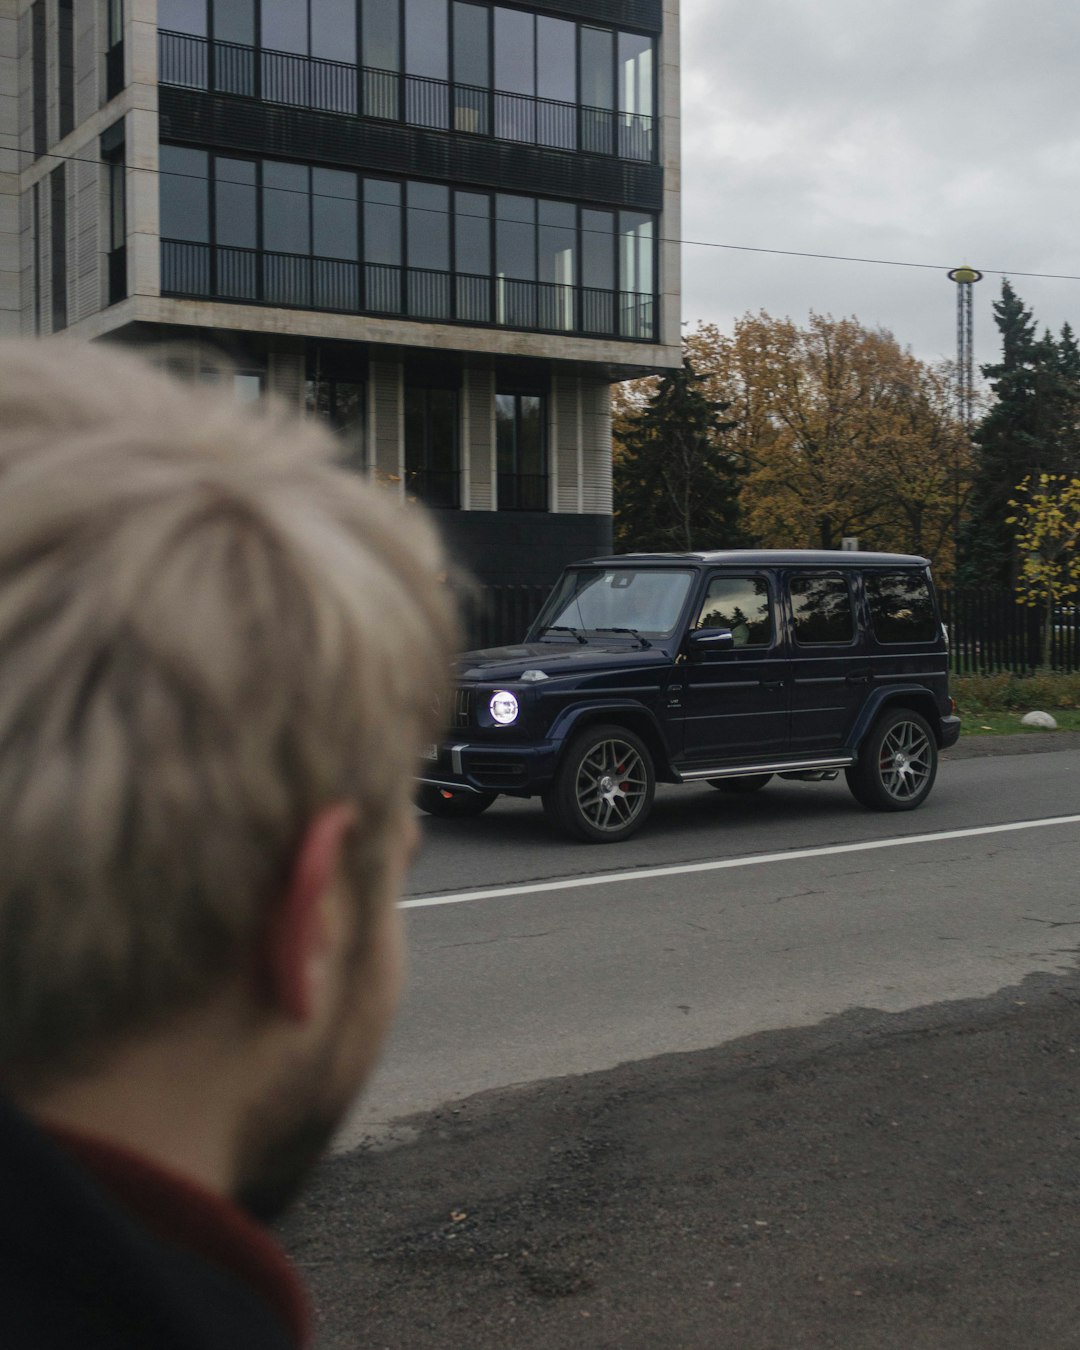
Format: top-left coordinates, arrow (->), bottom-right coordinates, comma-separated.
696,576 -> 772,647
866,571 -> 937,643
789,574 -> 854,645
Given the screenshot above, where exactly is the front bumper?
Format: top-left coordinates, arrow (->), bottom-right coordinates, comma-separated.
417,738 -> 560,796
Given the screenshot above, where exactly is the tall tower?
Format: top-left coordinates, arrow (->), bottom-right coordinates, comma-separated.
947,266 -> 983,429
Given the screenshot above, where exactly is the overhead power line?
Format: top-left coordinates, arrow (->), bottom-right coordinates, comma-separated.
14,143 -> 1080,284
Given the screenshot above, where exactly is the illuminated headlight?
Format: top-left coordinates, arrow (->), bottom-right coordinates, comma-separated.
489,690 -> 519,725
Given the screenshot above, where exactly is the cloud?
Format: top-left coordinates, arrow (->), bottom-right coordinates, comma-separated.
680,0 -> 1080,367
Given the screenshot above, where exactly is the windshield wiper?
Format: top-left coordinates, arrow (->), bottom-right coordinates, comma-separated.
539,624 -> 588,645
594,627 -> 653,649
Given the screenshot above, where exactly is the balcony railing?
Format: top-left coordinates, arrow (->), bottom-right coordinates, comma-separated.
161,239 -> 657,341
158,30 -> 655,162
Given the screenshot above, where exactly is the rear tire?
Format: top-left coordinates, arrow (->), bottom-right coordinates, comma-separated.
846,708 -> 938,811
543,724 -> 655,843
707,773 -> 773,794
416,785 -> 497,819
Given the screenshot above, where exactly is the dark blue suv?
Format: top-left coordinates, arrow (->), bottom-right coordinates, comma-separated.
418,550 -> 961,842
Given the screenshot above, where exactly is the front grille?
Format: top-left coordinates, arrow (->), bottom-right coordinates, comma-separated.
452,688 -> 471,729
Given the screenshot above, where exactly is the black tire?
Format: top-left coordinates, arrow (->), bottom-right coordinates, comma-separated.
707,773 -> 773,793
416,785 -> 498,819
845,707 -> 938,811
543,724 -> 656,843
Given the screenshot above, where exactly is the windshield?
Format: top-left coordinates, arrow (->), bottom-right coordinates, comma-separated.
536,568 -> 694,639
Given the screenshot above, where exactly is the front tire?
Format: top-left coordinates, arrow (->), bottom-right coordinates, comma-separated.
846,708 -> 938,811
416,785 -> 497,819
543,725 -> 655,843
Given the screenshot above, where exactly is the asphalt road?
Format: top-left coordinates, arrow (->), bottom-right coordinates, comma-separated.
279,737 -> 1080,1348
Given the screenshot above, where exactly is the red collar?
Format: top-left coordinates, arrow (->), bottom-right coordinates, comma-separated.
46,1124 -> 310,1348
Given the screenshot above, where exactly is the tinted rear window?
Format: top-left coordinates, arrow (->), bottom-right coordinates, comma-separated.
866,571 -> 937,643
789,574 -> 854,645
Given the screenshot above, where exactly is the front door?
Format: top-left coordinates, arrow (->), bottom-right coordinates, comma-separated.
678,572 -> 790,765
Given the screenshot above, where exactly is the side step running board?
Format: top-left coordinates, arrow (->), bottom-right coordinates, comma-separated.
677,755 -> 854,783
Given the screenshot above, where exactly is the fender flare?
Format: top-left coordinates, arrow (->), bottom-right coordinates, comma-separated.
848,685 -> 948,751
545,700 -> 676,776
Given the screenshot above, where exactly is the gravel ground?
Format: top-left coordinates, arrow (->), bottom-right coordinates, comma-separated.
280,736 -> 1080,1350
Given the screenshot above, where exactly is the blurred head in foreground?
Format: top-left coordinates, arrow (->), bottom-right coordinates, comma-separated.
0,339 -> 456,1222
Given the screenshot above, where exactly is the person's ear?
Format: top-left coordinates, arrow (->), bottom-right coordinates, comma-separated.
262,803 -> 358,1024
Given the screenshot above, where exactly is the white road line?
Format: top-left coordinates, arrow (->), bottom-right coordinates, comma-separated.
402,815 -> 1080,910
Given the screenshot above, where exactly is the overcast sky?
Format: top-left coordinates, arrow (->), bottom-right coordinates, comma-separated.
679,0 -> 1080,375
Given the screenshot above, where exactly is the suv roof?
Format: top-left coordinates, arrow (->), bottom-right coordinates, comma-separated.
575,549 -> 930,569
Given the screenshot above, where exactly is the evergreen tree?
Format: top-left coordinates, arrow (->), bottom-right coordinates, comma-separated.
613,357 -> 743,553
958,281 -> 1080,585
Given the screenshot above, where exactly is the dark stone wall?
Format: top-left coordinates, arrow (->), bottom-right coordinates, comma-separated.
430,511 -> 613,587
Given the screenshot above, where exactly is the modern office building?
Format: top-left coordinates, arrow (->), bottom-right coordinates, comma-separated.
0,0 -> 681,585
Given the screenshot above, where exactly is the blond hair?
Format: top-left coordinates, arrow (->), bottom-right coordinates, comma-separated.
0,339 -> 457,1085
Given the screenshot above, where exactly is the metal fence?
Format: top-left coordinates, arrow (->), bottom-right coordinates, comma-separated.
462,585 -> 1080,674
940,589 -> 1080,674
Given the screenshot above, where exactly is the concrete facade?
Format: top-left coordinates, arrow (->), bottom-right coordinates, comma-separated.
6,0 -> 681,589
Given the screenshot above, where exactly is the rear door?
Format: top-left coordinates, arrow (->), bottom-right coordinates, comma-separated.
678,571 -> 790,765
785,569 -> 870,753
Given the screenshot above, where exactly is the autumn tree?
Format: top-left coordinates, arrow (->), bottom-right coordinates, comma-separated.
612,358 -> 742,552
1006,473 -> 1080,666
685,314 -> 972,575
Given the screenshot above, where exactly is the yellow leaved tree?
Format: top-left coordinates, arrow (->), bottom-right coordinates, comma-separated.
1007,473 -> 1080,666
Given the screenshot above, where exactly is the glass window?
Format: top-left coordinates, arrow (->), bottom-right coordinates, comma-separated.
407,182 -> 450,270
260,0 -> 307,52
538,200 -> 575,285
311,0 -> 355,62
214,0 -> 254,44
159,0 -> 206,34
542,568 -> 694,639
696,577 -> 772,646
580,26 -> 613,108
619,211 -> 653,294
363,0 -> 399,69
405,386 -> 459,508
312,167 -> 357,259
453,2 -> 488,86
866,572 -> 938,643
108,0 -> 124,46
537,16 -> 575,103
496,194 -> 534,280
106,154 -> 126,251
159,145 -> 209,241
363,178 -> 401,266
262,160 -> 310,254
497,391 -> 546,510
494,6 -> 533,94
618,32 -> 653,116
405,0 -> 448,77
581,209 -> 614,289
454,191 -> 489,274
307,376 -> 365,468
789,575 -> 855,645
215,156 -> 256,249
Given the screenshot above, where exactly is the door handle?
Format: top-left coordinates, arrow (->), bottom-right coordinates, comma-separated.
845,672 -> 870,685
762,679 -> 785,691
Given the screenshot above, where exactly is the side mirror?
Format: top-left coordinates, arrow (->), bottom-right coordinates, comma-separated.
687,627 -> 735,658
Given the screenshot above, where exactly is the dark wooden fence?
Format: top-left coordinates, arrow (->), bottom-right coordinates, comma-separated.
462,584 -> 1080,674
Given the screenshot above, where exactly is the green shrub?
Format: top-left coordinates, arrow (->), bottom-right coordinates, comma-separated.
953,671 -> 1080,714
